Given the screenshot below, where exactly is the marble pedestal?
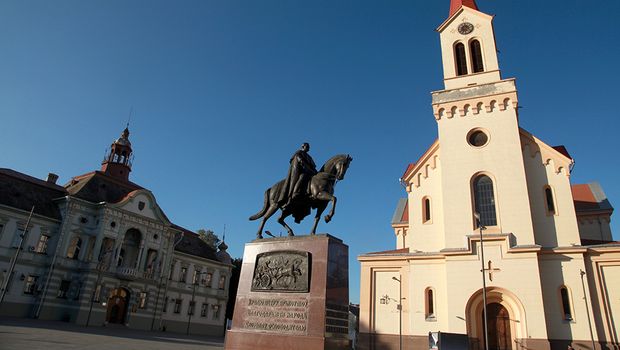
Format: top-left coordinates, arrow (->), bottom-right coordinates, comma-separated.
225,234 -> 349,350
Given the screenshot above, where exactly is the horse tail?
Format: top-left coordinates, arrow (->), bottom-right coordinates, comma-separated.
249,188 -> 271,221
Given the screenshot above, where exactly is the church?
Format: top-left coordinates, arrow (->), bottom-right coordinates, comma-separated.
358,1 -> 618,349
0,127 -> 233,336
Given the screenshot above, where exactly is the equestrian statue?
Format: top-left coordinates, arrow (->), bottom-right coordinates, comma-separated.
249,143 -> 352,239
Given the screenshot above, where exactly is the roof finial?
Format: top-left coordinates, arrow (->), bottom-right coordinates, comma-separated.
127,106 -> 133,129
449,0 -> 479,17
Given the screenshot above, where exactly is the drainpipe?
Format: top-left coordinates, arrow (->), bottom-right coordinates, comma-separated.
36,198 -> 72,319
0,206 -> 35,307
157,230 -> 184,330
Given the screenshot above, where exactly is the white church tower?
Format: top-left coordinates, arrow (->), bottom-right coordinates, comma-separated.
358,1 -> 618,349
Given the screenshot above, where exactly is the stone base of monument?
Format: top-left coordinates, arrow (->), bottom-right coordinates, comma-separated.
225,234 -> 349,350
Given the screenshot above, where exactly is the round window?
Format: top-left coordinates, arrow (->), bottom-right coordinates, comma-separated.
467,129 -> 489,147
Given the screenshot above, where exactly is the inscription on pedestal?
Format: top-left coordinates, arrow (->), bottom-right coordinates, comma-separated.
252,250 -> 310,292
242,298 -> 309,335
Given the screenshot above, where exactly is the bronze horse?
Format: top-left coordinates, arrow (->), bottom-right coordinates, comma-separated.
250,154 -> 352,239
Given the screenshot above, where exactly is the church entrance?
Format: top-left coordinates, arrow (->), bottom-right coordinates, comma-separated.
106,288 -> 129,324
485,302 -> 512,350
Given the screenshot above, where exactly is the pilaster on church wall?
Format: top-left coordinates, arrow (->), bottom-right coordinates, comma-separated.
406,156 -> 445,252
436,92 -> 536,248
521,135 -> 580,247
538,252 -> 598,342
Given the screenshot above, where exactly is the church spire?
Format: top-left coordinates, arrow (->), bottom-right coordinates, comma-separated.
100,126 -> 134,181
449,0 -> 479,17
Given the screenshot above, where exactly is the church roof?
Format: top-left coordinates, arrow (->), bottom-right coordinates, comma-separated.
391,198 -> 409,225
572,182 -> 613,215
363,247 -> 410,256
449,0 -> 479,17
0,168 -> 67,220
172,224 -> 219,261
65,171 -> 143,204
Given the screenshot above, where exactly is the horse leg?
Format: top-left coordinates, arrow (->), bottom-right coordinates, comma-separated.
277,209 -> 295,237
310,202 -> 327,235
257,204 -> 279,239
314,192 -> 337,223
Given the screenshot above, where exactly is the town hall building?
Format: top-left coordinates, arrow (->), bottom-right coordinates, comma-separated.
0,127 -> 233,336
358,1 -> 619,349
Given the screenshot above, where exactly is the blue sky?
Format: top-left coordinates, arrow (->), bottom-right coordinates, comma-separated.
1,0 -> 619,304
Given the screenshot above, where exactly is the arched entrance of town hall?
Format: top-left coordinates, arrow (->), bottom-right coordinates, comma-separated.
465,287 -> 527,350
106,288 -> 130,324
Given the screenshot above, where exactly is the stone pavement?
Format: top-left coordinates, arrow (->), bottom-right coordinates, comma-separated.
0,317 -> 224,350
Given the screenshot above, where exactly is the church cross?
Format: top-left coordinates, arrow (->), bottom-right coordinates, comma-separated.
481,260 -> 501,281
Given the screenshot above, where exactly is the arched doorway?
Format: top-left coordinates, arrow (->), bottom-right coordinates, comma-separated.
106,288 -> 129,324
465,287 -> 527,350
486,302 -> 512,350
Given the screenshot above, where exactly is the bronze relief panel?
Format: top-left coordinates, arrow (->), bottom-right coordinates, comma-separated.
251,250 -> 310,292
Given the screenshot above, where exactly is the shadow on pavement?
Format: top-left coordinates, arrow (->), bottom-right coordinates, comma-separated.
0,316 -> 224,347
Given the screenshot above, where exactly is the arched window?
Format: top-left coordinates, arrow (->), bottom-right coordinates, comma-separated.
560,286 -> 573,320
425,288 -> 435,319
66,236 -> 82,260
455,43 -> 468,76
545,186 -> 556,215
470,40 -> 484,73
473,175 -> 497,227
423,197 -> 432,223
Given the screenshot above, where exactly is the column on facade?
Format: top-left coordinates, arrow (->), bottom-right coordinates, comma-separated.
136,236 -> 146,270
91,232 -> 105,263
114,227 -> 126,267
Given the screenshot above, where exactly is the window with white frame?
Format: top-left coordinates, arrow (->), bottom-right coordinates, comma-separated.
425,288 -> 436,320
180,267 -> 188,283
212,304 -> 220,320
560,286 -> 573,321
138,292 -> 148,309
57,280 -> 70,298
23,275 -> 38,294
473,175 -> 497,227
66,236 -> 82,259
34,234 -> 50,254
174,299 -> 182,313
11,228 -> 25,248
188,300 -> 195,315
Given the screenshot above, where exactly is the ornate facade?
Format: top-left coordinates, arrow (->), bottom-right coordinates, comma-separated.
0,127 -> 232,336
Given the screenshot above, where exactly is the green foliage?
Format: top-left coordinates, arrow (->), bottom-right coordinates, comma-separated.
196,228 -> 220,250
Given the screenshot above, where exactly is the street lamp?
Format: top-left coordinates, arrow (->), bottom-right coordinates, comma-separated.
475,212 -> 489,350
579,270 -> 596,350
86,249 -> 113,327
392,276 -> 402,350
187,271 -> 209,335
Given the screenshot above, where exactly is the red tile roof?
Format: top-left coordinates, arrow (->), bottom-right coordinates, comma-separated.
572,183 -> 613,214
401,201 -> 409,223
450,0 -> 479,16
365,247 -> 410,255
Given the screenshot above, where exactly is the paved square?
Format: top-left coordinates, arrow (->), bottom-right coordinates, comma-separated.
0,317 -> 224,350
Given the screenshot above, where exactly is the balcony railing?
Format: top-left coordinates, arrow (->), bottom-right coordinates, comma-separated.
115,266 -> 140,281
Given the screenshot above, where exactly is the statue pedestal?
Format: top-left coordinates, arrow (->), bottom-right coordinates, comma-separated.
225,234 -> 349,350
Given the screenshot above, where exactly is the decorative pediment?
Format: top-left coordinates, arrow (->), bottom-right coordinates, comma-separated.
109,189 -> 170,224
402,141 -> 440,190
520,129 -> 573,176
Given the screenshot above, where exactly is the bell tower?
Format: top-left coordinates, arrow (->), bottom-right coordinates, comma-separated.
101,126 -> 133,181
437,0 -> 501,90
432,0 -> 536,247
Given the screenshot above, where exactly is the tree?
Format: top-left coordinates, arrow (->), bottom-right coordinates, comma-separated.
196,229 -> 220,250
